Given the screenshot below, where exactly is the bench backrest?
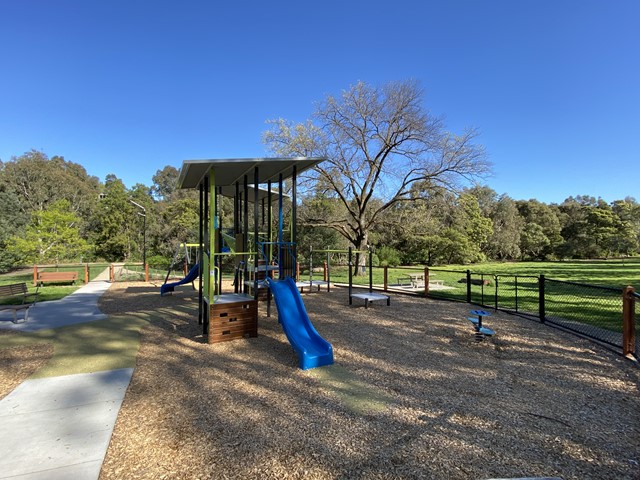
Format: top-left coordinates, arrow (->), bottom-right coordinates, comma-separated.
0,282 -> 29,297
38,271 -> 78,280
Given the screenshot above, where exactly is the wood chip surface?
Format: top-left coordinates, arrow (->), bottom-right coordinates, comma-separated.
3,280 -> 639,479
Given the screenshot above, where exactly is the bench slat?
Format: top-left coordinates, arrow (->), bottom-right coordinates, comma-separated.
0,283 -> 29,296
37,271 -> 78,285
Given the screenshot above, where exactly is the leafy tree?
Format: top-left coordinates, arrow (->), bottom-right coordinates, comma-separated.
7,199 -> 89,263
264,80 -> 489,272
0,150 -> 100,219
520,223 -> 550,259
517,199 -> 563,259
377,187 -> 455,265
464,186 -> 522,260
452,193 -> 493,263
92,176 -> 138,261
151,165 -> 179,201
0,189 -> 28,271
611,198 -> 640,255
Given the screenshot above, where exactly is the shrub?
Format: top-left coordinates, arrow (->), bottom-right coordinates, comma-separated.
376,246 -> 401,267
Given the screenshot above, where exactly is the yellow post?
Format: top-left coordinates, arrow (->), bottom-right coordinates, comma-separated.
209,172 -> 217,301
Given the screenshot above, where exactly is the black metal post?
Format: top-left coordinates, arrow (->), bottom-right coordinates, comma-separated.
539,274 -> 546,323
198,183 -> 203,325
348,247 -> 353,305
466,269 -> 472,303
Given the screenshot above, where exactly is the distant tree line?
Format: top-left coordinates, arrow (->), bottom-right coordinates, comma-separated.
1,150 -> 638,273
0,150 -> 200,272
2,83 -> 638,272
297,186 -> 640,267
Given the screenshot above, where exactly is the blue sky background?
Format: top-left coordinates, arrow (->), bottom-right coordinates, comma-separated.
1,0 -> 638,204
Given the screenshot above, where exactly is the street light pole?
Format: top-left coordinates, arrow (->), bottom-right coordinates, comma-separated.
129,200 -> 146,267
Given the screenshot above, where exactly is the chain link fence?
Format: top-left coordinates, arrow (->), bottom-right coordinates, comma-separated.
365,265 -> 637,360
542,278 -> 629,352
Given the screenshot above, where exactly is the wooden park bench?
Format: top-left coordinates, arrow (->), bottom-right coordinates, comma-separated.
0,282 -> 39,323
37,271 -> 78,286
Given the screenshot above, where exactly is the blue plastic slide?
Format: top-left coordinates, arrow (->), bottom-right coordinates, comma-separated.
160,263 -> 200,296
266,277 -> 334,370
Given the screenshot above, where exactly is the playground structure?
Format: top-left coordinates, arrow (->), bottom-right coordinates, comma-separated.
267,277 -> 333,369
467,309 -> 495,341
294,246 -> 330,292
347,247 -> 390,308
160,243 -> 200,296
175,157 -> 334,368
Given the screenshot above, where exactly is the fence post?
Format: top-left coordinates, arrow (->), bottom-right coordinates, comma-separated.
145,263 -> 149,282
348,247 -> 353,305
466,270 -> 471,303
323,261 -> 328,282
622,286 -> 636,357
383,266 -> 388,292
494,275 -> 499,310
424,266 -> 429,297
85,264 -> 89,284
33,265 -> 38,287
539,274 -> 546,323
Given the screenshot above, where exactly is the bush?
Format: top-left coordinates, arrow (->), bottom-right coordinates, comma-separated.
147,254 -> 171,270
376,246 -> 401,267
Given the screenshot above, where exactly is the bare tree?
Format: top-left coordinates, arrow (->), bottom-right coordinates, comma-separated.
264,80 -> 490,269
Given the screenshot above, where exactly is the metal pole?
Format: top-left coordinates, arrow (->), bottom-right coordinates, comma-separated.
198,183 -> 203,325
348,247 -> 353,304
292,165 -> 297,277
539,274 -> 546,323
622,286 -> 635,357
253,167 -> 259,301
369,248 -> 373,293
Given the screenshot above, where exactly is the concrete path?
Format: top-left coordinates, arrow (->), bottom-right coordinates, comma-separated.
0,280 -> 110,332
0,369 -> 133,480
0,269 -> 137,480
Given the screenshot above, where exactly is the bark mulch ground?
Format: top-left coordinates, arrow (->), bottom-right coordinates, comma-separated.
2,281 -> 639,479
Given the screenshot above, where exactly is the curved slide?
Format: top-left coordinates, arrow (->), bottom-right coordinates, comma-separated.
266,277 -> 334,370
160,263 -> 200,296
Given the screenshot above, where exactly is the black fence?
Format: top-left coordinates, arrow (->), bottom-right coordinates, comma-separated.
437,270 -> 637,360
364,266 -> 638,360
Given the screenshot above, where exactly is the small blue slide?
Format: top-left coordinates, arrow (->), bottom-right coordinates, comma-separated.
160,263 -> 200,296
266,277 -> 334,370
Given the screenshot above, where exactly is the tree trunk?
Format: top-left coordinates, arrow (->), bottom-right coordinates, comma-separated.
352,233 -> 368,277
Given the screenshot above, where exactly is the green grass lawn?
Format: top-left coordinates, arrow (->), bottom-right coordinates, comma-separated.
0,264 -> 111,305
311,259 -> 640,335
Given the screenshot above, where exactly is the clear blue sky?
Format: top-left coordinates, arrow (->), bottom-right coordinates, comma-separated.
1,0 -> 638,204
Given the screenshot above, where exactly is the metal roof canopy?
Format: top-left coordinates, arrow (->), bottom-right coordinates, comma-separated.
177,157 -> 324,190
